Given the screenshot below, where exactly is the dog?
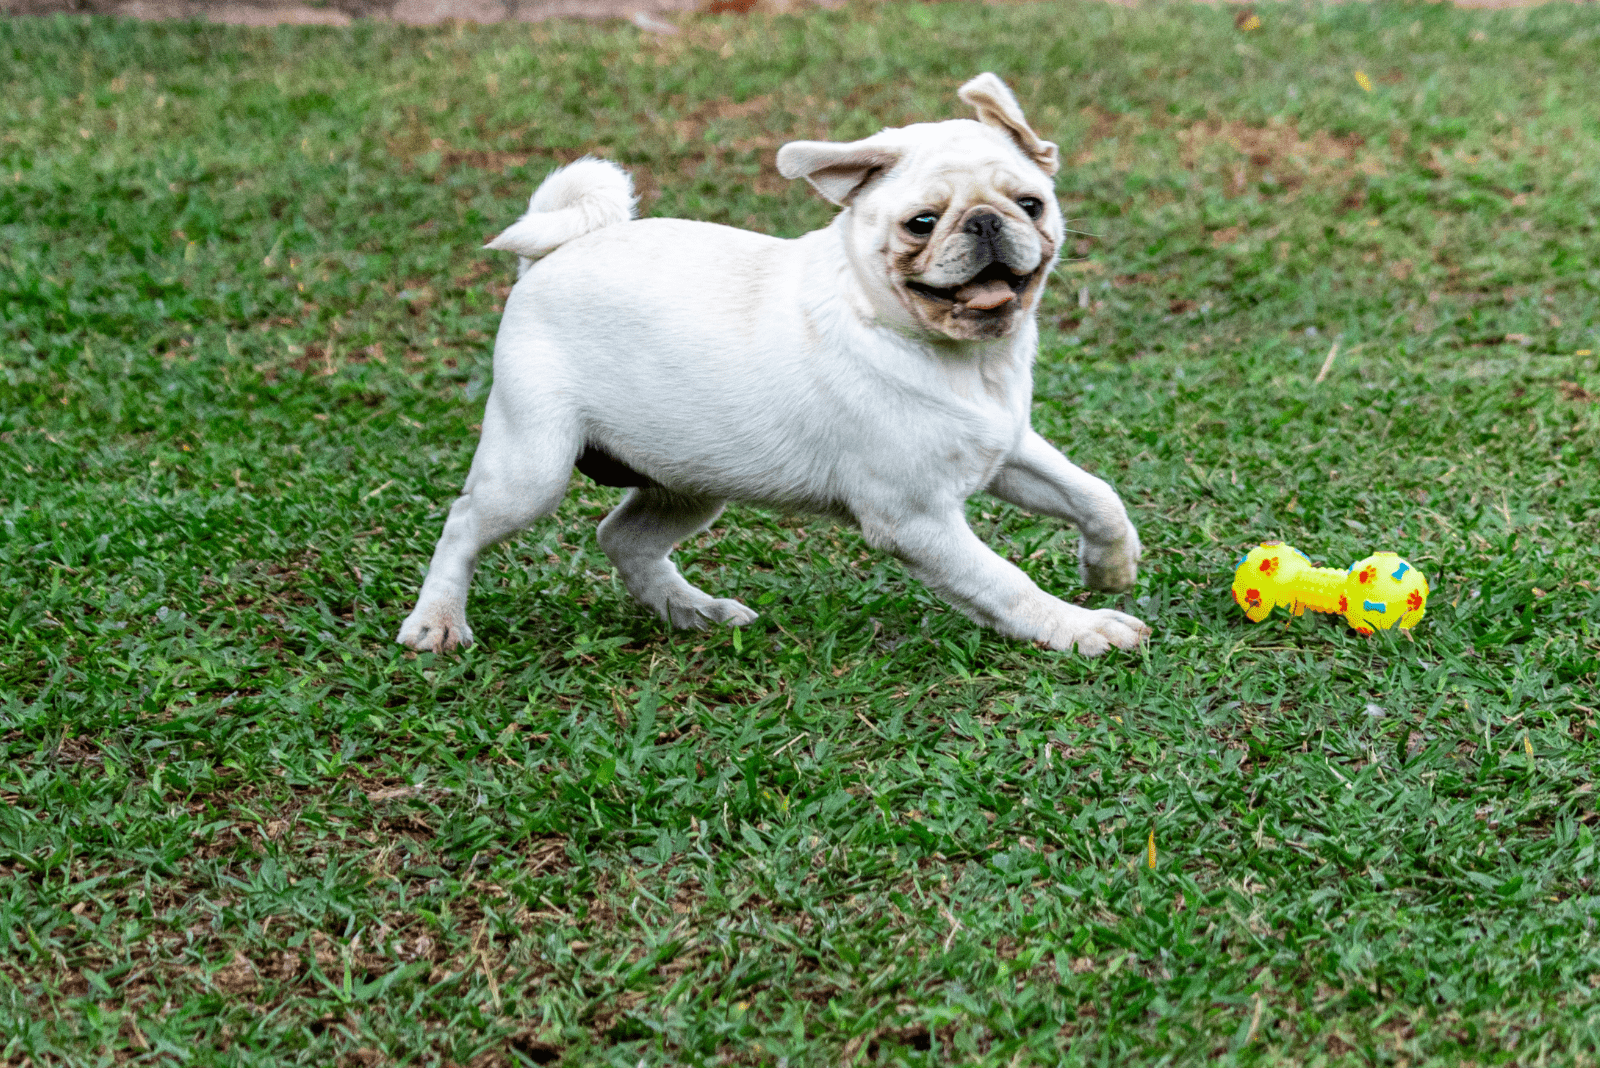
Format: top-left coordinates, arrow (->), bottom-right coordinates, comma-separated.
396,73 -> 1149,657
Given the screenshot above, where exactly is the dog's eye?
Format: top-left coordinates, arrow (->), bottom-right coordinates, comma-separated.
1017,197 -> 1045,220
904,213 -> 939,237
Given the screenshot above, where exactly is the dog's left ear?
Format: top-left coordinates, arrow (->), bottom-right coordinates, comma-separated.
958,73 -> 1059,177
777,139 -> 902,206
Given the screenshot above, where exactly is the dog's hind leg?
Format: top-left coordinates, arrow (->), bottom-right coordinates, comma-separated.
397,392 -> 577,653
597,489 -> 758,630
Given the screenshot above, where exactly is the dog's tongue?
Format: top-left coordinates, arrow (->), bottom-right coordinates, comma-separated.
955,279 -> 1015,311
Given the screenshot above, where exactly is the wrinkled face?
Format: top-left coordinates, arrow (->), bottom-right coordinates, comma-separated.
848,122 -> 1063,342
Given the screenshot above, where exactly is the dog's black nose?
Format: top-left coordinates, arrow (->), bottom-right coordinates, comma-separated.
964,209 -> 1004,240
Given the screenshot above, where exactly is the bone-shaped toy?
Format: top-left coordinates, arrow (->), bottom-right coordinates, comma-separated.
1231,543 -> 1429,633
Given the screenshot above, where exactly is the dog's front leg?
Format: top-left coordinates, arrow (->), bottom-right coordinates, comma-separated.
986,429 -> 1142,593
858,507 -> 1147,656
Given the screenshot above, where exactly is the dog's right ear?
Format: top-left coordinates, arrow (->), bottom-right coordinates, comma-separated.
777,140 -> 901,206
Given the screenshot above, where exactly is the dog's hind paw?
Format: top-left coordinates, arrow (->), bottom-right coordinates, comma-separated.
397,605 -> 474,653
700,598 -> 759,627
663,596 -> 758,630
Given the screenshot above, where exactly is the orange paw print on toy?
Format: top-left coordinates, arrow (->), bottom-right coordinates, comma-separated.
1338,594 -> 1348,614
1356,566 -> 1376,585
1407,590 -> 1424,611
1245,588 -> 1262,608
1259,557 -> 1280,576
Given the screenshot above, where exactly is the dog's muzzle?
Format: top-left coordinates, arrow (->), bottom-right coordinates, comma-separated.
906,262 -> 1029,311
906,207 -> 1038,313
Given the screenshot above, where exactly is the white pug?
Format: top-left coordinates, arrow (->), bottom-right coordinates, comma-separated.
396,73 -> 1149,657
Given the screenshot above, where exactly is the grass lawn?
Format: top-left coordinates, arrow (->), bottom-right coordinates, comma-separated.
3,1 -> 1600,1063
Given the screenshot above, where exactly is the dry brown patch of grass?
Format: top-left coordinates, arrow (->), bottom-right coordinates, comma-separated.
1176,119 -> 1382,197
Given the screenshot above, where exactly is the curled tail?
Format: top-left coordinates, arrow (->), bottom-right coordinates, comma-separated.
484,157 -> 636,271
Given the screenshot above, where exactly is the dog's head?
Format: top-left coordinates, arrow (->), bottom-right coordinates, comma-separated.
778,73 -> 1063,342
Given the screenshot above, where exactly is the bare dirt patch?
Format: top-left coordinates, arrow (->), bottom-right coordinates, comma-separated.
4,0 -> 1569,27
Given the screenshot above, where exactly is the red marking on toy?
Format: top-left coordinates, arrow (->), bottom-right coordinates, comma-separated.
1245,588 -> 1262,608
1407,590 -> 1423,611
1259,557 -> 1279,576
1358,567 -> 1375,584
1338,595 -> 1348,613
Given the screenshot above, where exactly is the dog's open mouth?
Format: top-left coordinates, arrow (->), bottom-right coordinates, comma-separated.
906,261 -> 1032,312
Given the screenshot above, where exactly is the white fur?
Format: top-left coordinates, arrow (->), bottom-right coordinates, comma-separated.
483,156 -> 635,279
397,75 -> 1148,657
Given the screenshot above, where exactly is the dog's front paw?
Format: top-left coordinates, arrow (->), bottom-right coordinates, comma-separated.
397,604 -> 474,653
1043,606 -> 1150,657
1079,522 -> 1141,593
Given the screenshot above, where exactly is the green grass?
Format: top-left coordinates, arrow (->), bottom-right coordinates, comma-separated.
2,1 -> 1599,1063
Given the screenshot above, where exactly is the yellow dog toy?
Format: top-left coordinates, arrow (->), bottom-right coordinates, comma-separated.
1231,543 -> 1429,634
